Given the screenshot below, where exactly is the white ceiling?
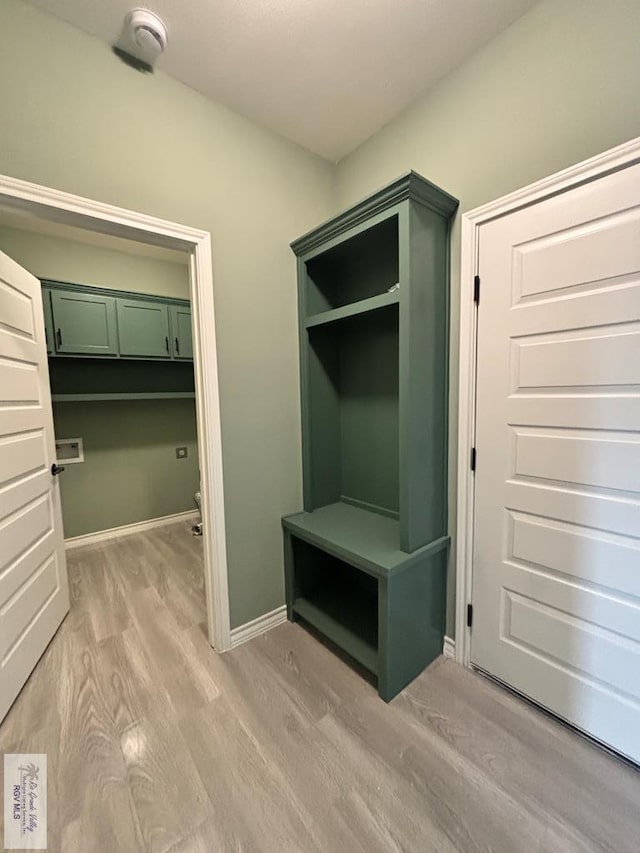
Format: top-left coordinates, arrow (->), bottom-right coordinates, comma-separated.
29,0 -> 538,162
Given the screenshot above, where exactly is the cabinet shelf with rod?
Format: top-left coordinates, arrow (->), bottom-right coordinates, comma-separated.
47,355 -> 195,400
51,392 -> 196,403
283,171 -> 458,701
42,280 -> 195,401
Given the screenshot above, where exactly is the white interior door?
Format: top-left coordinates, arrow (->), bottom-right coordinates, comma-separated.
472,161 -> 640,764
0,250 -> 69,722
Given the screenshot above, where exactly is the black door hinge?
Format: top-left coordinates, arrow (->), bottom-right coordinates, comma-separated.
471,447 -> 477,472
474,275 -> 480,305
467,604 -> 473,628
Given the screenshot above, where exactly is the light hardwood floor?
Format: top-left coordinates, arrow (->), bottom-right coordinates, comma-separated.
1,521 -> 638,852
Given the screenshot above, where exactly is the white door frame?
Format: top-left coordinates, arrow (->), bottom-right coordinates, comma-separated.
455,135 -> 640,667
0,173 -> 232,652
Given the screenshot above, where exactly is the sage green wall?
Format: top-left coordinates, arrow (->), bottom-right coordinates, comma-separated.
334,0 -> 640,635
53,400 -> 199,538
0,225 -> 189,298
0,0 -> 334,628
0,223 -> 198,538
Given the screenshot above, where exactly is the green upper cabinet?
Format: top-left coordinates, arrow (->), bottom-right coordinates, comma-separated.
169,304 -> 193,360
42,289 -> 55,355
50,289 -> 118,356
117,298 -> 171,359
42,281 -> 192,364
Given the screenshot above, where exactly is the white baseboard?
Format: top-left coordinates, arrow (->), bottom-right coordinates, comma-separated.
230,605 -> 287,649
443,635 -> 455,659
64,509 -> 199,550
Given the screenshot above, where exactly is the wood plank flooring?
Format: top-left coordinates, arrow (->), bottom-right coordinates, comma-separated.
1,521 -> 638,852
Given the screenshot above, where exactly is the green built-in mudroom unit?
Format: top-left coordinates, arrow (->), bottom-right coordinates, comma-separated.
283,172 -> 458,700
42,280 -> 195,400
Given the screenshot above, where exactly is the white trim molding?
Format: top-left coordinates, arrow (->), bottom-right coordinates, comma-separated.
64,510 -> 199,550
230,606 -> 288,649
456,135 -> 640,668
0,171 -> 231,652
443,636 -> 455,660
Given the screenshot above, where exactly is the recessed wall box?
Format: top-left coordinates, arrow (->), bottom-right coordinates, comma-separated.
55,437 -> 84,464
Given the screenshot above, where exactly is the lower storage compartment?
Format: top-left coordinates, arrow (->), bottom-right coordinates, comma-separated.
283,519 -> 449,701
291,537 -> 378,674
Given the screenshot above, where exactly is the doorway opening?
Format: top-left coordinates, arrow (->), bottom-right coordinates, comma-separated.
0,173 -> 230,652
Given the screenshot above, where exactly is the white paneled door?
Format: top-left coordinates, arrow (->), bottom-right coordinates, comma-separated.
472,162 -> 640,763
0,250 -> 69,722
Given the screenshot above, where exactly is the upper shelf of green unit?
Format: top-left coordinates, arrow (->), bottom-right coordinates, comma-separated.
305,291 -> 399,329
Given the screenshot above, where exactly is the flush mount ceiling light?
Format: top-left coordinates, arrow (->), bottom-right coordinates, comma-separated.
113,8 -> 168,73
128,9 -> 167,55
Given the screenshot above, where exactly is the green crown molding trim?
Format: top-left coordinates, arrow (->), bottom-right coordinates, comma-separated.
291,171 -> 458,258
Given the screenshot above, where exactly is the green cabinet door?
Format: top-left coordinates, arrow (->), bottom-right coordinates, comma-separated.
169,304 -> 193,360
50,289 -> 118,356
42,289 -> 55,355
117,298 -> 171,358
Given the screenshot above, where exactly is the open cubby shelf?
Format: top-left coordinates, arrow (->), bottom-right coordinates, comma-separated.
291,536 -> 378,674
307,303 -> 399,523
293,599 -> 378,676
283,519 -> 449,701
284,171 -> 458,700
305,214 -> 399,315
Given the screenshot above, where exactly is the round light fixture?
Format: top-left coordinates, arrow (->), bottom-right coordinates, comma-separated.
126,9 -> 168,58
